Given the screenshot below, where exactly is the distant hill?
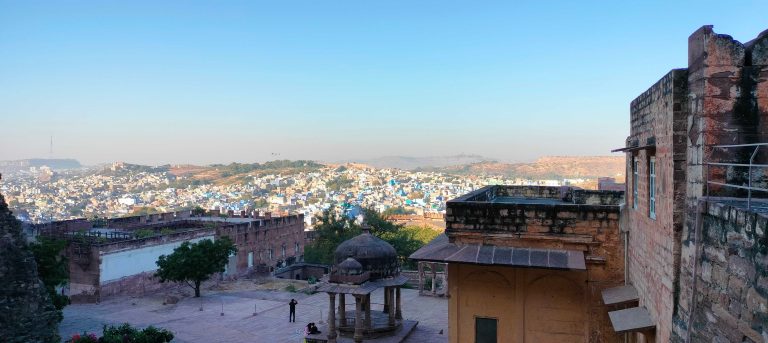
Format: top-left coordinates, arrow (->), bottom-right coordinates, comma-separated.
168,160 -> 325,186
0,158 -> 82,172
346,154 -> 494,170
419,156 -> 625,179
96,162 -> 170,176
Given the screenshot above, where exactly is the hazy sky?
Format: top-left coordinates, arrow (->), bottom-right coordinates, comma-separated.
1,1 -> 767,166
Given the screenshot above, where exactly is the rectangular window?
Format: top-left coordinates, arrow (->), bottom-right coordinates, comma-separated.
475,317 -> 497,343
649,156 -> 656,219
632,157 -> 639,210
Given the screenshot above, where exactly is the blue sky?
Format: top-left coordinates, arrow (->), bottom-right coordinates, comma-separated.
1,1 -> 767,165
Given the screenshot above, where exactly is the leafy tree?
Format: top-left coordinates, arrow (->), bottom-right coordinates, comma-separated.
155,238 -> 236,297
381,206 -> 416,217
191,206 -> 206,216
29,237 -> 70,311
303,208 -> 360,265
363,209 -> 437,269
304,208 -> 438,269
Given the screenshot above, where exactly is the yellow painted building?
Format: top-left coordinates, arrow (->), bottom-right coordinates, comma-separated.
411,186 -> 625,343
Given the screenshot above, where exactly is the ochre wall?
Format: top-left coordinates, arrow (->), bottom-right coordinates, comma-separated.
449,263 -> 599,343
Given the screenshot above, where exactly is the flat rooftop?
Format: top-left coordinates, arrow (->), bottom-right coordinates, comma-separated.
450,185 -> 624,207
489,196 -> 567,205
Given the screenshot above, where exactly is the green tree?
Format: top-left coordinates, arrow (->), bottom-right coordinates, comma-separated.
155,238 -> 236,297
191,206 -> 206,216
363,209 -> 436,269
381,206 -> 416,217
303,208 -> 360,264
29,237 -> 70,311
303,208 -> 437,269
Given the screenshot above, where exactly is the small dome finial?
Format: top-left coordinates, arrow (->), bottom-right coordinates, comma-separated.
356,213 -> 371,234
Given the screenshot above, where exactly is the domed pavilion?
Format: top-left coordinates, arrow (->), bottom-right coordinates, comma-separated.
313,219 -> 411,343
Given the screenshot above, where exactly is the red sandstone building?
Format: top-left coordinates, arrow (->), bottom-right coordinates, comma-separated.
610,26 -> 768,342
35,210 -> 306,303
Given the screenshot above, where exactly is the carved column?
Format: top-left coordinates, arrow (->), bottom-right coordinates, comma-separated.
418,262 -> 424,295
338,293 -> 346,327
395,286 -> 402,320
443,263 -> 450,297
365,293 -> 372,331
431,262 -> 437,294
328,293 -> 337,343
354,295 -> 363,343
383,286 -> 389,313
388,288 -> 395,326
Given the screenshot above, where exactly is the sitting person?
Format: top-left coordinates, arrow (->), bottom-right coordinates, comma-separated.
305,322 -> 321,335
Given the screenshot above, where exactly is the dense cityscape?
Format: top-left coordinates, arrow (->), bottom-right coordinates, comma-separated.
0,160 -> 596,224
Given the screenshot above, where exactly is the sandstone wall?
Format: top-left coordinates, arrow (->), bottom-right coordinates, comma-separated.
217,214 -> 305,272
687,201 -> 768,342
624,69 -> 689,342
677,26 -> 768,340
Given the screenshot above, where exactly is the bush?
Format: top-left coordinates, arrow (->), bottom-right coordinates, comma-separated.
66,332 -> 98,343
284,284 -> 297,292
101,323 -> 174,343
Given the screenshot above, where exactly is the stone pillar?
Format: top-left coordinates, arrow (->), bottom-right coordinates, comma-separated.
395,287 -> 402,320
388,288 -> 395,326
328,293 -> 337,343
443,263 -> 450,297
354,295 -> 363,343
383,286 -> 389,313
365,294 -> 372,331
419,262 -> 424,294
338,293 -> 346,327
431,262 -> 437,294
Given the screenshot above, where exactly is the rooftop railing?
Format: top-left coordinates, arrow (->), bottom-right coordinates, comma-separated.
705,143 -> 768,209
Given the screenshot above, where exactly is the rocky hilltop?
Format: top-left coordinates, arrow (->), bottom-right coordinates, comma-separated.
420,156 -> 625,179
0,191 -> 60,342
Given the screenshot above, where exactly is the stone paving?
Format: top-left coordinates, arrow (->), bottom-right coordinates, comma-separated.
60,288 -> 448,343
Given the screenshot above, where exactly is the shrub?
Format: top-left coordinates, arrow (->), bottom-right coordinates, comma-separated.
66,332 -> 98,343
101,323 -> 174,343
284,284 -> 297,293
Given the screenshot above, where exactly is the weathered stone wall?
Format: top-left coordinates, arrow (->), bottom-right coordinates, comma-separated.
68,228 -> 215,303
0,193 -> 60,342
99,271 -> 180,298
624,69 -> 689,343
677,26 -> 768,341
217,214 -> 305,272
687,201 -> 768,342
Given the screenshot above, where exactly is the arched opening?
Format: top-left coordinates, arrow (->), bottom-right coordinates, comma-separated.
524,274 -> 586,343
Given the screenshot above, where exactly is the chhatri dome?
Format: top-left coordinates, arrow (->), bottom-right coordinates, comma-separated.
333,224 -> 399,280
311,215 -> 414,343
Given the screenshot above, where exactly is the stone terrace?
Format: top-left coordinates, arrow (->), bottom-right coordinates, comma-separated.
60,287 -> 447,343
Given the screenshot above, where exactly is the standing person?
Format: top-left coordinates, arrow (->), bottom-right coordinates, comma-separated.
289,298 -> 298,322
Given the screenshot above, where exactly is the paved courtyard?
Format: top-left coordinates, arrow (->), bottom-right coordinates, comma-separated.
60,287 -> 447,343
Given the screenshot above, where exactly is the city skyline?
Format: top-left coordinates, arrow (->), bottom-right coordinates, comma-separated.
1,1 -> 767,165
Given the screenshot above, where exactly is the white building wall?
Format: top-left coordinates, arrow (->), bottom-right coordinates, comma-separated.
99,236 -> 214,284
